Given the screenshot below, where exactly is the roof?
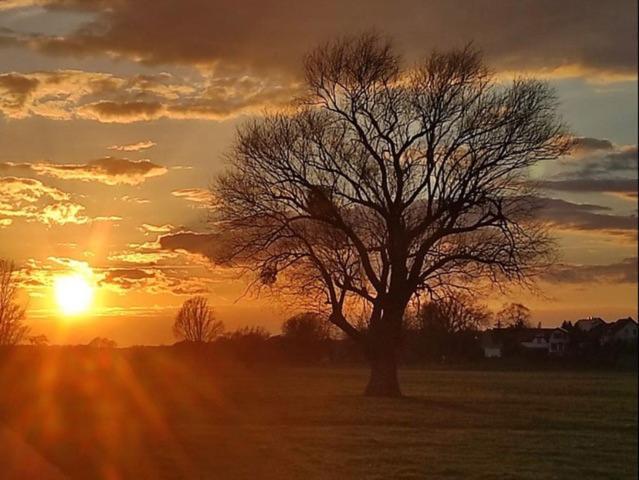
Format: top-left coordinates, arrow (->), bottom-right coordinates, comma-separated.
605,317 -> 638,337
483,327 -> 568,346
575,317 -> 605,331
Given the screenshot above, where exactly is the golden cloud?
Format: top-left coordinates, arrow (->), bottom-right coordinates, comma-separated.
108,140 -> 156,152
0,176 -> 119,225
2,157 -> 168,185
171,188 -> 213,204
0,69 -> 300,122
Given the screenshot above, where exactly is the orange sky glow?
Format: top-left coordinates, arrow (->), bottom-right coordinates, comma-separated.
0,0 -> 636,345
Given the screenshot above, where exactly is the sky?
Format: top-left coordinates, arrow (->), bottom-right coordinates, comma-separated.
0,0 -> 637,345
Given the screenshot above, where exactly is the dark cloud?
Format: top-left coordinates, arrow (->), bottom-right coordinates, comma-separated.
159,231 -> 221,260
0,73 -> 40,113
556,139 -> 638,180
99,266 -> 210,295
3,0 -> 636,78
538,178 -> 638,196
82,100 -> 163,122
537,197 -> 638,238
572,137 -> 614,153
543,257 -> 638,284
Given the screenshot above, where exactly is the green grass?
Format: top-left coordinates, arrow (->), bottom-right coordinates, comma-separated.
0,349 -> 636,479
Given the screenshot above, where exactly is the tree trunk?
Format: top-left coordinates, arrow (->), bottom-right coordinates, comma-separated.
364,339 -> 401,397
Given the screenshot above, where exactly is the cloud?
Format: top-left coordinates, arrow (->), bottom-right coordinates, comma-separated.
537,178 -> 638,198
0,69 -> 299,122
1,0 -> 636,80
108,140 -> 156,152
0,175 -> 68,203
139,223 -> 175,234
543,257 -> 638,284
99,267 -> 211,295
543,140 -> 638,199
171,188 -> 213,204
107,250 -> 177,265
0,73 -> 39,115
2,157 -> 168,185
159,231 -> 221,260
0,176 -> 119,225
537,197 -> 638,239
572,137 -> 614,154
559,141 -> 637,178
38,202 -> 89,225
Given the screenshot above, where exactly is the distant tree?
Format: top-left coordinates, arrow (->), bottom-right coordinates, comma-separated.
173,296 -> 224,343
282,312 -> 333,343
88,337 -> 117,348
496,303 -> 532,329
227,325 -> 271,341
282,312 -> 334,363
417,294 -> 492,335
0,259 -> 29,346
409,293 -> 490,361
212,34 -> 568,396
28,334 -> 49,346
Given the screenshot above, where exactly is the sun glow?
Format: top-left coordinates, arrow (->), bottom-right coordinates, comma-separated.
54,273 -> 95,316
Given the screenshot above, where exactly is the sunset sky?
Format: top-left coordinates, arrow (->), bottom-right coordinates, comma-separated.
0,0 -> 637,345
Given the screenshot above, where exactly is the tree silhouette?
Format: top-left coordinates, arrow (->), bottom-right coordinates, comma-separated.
173,296 -> 224,343
496,303 -> 532,329
417,293 -> 491,335
282,312 -> 333,342
88,337 -> 117,348
212,34 -> 569,396
0,259 -> 29,346
28,334 -> 49,346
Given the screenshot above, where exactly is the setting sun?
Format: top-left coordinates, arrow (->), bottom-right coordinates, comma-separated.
54,274 -> 95,316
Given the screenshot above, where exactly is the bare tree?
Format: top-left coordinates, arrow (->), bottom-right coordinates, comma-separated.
212,34 -> 569,396
173,296 -> 224,343
416,293 -> 492,335
496,302 -> 532,329
0,259 -> 29,346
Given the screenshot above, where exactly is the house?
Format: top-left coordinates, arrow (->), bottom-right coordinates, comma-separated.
481,327 -> 570,358
600,317 -> 638,345
481,330 -> 503,358
575,317 -> 606,332
520,328 -> 570,356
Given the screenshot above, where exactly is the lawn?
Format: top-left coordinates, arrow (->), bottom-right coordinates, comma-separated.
0,349 -> 636,479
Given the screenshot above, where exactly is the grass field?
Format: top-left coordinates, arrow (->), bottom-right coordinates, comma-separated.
0,349 -> 636,479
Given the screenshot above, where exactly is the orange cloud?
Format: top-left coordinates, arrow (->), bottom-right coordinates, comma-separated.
171,188 -> 213,205
108,140 -> 156,152
139,223 -> 175,234
0,69 -> 299,122
2,157 -> 168,185
0,176 -> 120,225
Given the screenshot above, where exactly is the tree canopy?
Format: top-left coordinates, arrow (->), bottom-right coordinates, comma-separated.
212,34 -> 569,395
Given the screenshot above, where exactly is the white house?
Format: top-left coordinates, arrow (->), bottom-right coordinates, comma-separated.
520,328 -> 570,356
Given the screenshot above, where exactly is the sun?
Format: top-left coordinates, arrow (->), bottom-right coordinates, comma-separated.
53,274 -> 94,316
